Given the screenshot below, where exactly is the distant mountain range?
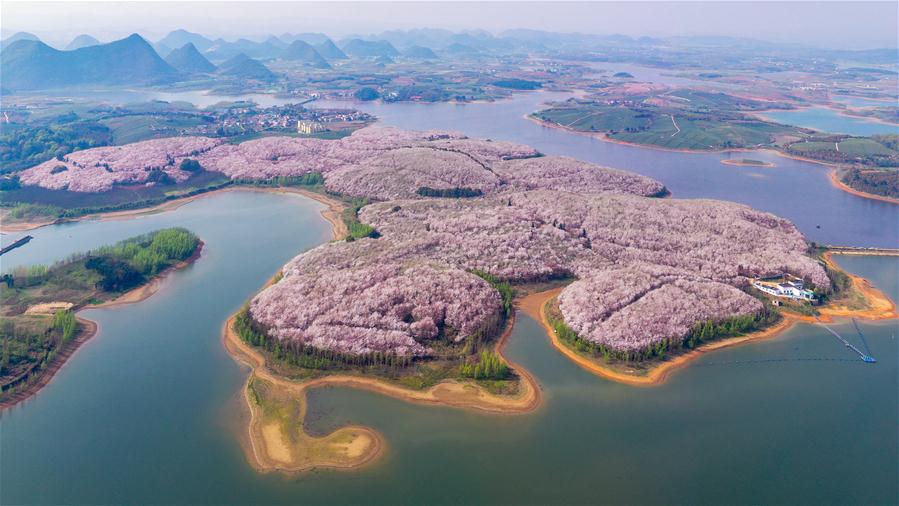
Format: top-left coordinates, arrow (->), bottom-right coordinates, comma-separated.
341,39 -> 400,58
1,34 -> 180,91
2,26 -> 895,93
0,31 -> 40,50
217,53 -> 275,81
403,45 -> 438,59
315,39 -> 348,60
157,29 -> 214,52
282,40 -> 330,68
165,42 -> 216,73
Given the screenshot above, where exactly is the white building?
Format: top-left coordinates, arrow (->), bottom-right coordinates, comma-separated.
752,276 -> 816,301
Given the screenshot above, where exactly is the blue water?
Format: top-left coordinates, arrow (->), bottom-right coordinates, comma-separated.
313,92 -> 898,248
1,192 -> 896,504
760,107 -> 898,136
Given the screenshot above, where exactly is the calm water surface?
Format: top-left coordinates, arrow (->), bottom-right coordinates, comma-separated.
1,191 -> 896,505
759,107 -> 899,136
312,92 -> 898,248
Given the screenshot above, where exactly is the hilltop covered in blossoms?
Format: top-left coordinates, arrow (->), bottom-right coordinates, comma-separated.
17,126 -> 665,198
19,137 -> 222,192
16,127 -> 827,358
251,189 -> 827,357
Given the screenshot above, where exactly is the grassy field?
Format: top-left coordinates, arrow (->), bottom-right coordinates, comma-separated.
101,115 -> 208,144
535,103 -> 794,150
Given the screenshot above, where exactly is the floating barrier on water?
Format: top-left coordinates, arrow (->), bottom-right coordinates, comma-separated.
816,317 -> 876,363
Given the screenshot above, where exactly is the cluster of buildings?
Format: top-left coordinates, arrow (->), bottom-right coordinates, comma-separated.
185,104 -> 371,136
751,275 -> 817,302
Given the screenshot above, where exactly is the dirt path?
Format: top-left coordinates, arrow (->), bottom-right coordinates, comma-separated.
669,114 -> 681,137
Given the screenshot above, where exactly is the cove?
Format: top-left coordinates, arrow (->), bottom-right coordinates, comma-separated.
1,190 -> 896,505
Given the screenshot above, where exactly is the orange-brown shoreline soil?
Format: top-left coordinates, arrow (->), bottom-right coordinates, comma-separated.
223,304 -> 542,473
828,170 -> 899,205
0,186 -> 348,235
519,254 -> 896,387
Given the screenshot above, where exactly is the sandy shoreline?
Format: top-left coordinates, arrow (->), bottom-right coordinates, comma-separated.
721,159 -> 776,168
519,254 -> 897,387
0,185 -> 349,235
0,243 -> 204,411
828,169 -> 899,205
223,306 -> 541,473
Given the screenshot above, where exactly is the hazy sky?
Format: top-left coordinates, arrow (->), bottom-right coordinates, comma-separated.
3,1 -> 898,50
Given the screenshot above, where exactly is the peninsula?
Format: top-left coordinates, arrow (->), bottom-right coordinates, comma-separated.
0,228 -> 202,408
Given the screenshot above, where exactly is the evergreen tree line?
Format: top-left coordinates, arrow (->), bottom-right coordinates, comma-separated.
416,186 -> 484,198
234,306 -> 415,370
551,303 -> 779,362
338,197 -> 380,241
471,269 -> 515,318
459,350 -> 510,380
52,310 -> 78,343
84,228 -> 200,291
1,172 -> 324,222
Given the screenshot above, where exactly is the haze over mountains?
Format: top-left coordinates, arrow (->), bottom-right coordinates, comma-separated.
164,42 -> 216,73
1,34 -> 179,90
2,26 -> 896,92
65,34 -> 100,50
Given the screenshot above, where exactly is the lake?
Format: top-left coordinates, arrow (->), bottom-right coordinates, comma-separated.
830,95 -> 898,109
5,87 -> 896,247
1,190 -> 896,504
758,106 -> 899,136
311,92 -> 898,248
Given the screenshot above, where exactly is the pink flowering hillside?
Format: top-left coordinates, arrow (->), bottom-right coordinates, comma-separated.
252,188 -> 826,357
17,127 -> 666,200
16,127 -> 826,359
18,137 -> 222,192
557,264 -> 764,353
250,261 -> 503,357
324,148 -> 502,200
493,156 -> 667,196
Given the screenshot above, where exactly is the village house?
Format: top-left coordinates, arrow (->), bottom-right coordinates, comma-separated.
751,275 -> 817,301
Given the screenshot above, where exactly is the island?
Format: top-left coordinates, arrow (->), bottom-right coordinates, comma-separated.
1,126 -> 893,472
0,228 -> 202,408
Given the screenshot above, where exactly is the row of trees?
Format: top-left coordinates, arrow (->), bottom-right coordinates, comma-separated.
551,301 -> 779,362
87,228 -> 200,291
233,306 -> 415,370
459,350 -> 510,380
417,186 -> 484,198
0,120 -> 112,174
53,310 -> 78,343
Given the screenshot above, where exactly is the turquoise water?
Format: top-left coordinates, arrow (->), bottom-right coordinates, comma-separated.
760,107 -> 898,136
1,191 -> 896,504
